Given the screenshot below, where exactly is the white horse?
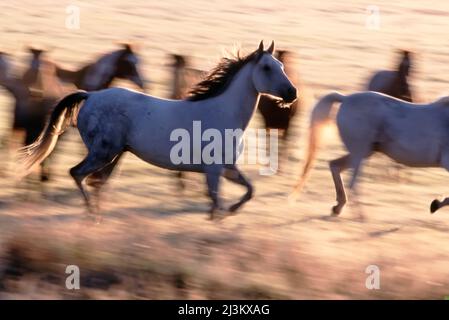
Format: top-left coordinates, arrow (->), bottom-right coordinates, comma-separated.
290,91 -> 449,219
20,41 -> 297,219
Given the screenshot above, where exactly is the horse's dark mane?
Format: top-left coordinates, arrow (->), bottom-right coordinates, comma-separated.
187,48 -> 261,101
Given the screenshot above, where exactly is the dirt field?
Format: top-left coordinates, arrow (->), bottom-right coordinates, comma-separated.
1,0 -> 449,299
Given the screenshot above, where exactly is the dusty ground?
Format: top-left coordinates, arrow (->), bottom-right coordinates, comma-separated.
1,0 -> 449,299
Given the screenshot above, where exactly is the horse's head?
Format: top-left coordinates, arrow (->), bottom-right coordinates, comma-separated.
398,49 -> 412,76
251,41 -> 297,103
28,47 -> 45,58
22,46 -> 48,88
27,46 -> 47,69
170,54 -> 187,68
115,43 -> 145,90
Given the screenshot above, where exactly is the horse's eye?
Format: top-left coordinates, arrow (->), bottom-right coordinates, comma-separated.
263,65 -> 271,72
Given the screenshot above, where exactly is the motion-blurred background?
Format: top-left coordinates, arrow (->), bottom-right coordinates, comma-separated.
0,0 -> 449,299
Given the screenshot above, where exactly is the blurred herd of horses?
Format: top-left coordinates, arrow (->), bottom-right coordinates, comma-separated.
0,44 -> 145,181
0,43 -> 414,207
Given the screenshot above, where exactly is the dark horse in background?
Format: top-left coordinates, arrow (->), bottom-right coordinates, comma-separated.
366,50 -> 414,180
168,53 -> 205,188
21,48 -> 65,147
257,50 -> 300,140
55,43 -> 145,91
168,54 -> 204,100
0,48 -> 64,181
257,50 -> 301,171
367,50 -> 413,102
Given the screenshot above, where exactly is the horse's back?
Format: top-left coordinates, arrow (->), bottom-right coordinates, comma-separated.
337,92 -> 387,144
341,92 -> 421,117
367,70 -> 396,92
78,87 -> 189,155
337,92 -> 449,166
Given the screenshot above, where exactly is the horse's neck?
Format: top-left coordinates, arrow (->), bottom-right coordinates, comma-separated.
397,60 -> 410,78
57,64 -> 88,89
56,66 -> 77,82
41,63 -> 65,98
82,64 -> 114,91
172,67 -> 187,98
395,68 -> 409,89
83,51 -> 122,90
216,63 -> 259,130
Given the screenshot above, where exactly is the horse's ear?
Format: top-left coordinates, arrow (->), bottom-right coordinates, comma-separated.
258,40 -> 264,54
26,46 -> 45,56
121,42 -> 133,53
267,41 -> 275,55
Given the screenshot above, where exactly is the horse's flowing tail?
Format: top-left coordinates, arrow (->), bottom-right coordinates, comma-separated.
17,90 -> 89,177
290,92 -> 345,200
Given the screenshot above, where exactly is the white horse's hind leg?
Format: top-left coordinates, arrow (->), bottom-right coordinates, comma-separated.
70,151 -> 121,213
86,152 -> 123,212
329,155 -> 350,216
329,153 -> 367,220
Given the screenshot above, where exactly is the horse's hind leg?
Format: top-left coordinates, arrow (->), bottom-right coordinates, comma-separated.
223,164 -> 253,213
86,152 -> 123,212
329,154 -> 350,216
329,153 -> 366,219
70,151 -> 119,213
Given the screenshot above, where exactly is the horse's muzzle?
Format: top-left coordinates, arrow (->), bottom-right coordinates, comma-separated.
282,86 -> 297,103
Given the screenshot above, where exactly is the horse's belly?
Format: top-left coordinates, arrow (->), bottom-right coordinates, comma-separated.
380,142 -> 440,167
128,142 -> 205,173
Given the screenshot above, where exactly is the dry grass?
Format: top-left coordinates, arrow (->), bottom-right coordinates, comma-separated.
1,0 -> 449,299
1,210 -> 449,299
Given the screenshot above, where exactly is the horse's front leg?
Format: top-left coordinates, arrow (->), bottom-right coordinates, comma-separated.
223,164 -> 253,213
431,153 -> 449,213
204,165 -> 223,220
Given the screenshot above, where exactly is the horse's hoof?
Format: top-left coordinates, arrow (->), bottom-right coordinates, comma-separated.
430,199 -> 440,214
288,192 -> 299,204
229,205 -> 238,212
208,207 -> 217,220
229,203 -> 242,213
82,214 -> 101,225
94,215 -> 103,224
208,212 -> 227,222
331,205 -> 341,216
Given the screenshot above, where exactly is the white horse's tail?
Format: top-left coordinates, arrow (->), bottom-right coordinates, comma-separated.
290,92 -> 346,199
17,90 -> 89,177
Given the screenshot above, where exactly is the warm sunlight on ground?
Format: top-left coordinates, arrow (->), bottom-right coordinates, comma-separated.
1,0 -> 449,299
